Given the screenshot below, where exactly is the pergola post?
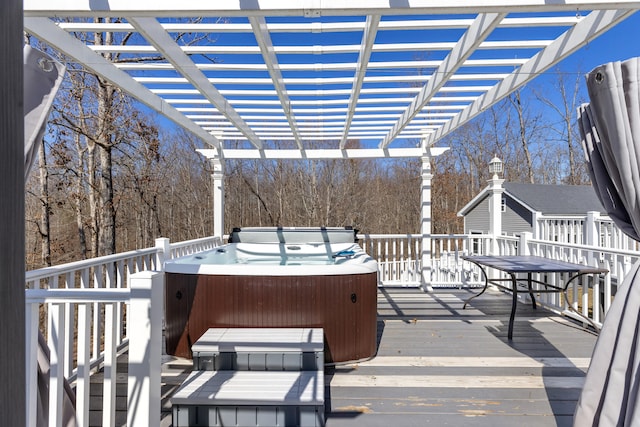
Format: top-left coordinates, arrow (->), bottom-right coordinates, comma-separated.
1,0 -> 25,424
210,155 -> 225,239
420,153 -> 433,292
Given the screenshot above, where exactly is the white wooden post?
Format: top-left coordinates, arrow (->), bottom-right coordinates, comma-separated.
154,237 -> 170,334
420,154 -> 433,292
127,271 -> 163,427
532,211 -> 542,239
155,237 -> 171,268
586,211 -> 599,247
488,176 -> 504,256
519,232 -> 532,256
211,155 -> 225,239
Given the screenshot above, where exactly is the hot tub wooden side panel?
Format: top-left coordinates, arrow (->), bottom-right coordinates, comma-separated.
164,272 -> 378,363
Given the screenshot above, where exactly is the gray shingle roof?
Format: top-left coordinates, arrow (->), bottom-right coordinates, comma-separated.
504,183 -> 606,215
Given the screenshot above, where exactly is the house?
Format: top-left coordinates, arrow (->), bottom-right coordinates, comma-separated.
458,182 -> 607,238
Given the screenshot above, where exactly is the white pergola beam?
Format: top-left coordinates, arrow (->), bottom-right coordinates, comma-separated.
134,74 -> 507,85
22,17 -> 221,149
127,16 -> 263,149
199,147 -> 449,160
88,40 -> 552,55
55,16 -> 584,33
24,0 -> 640,17
113,58 -> 528,71
379,12 -> 505,148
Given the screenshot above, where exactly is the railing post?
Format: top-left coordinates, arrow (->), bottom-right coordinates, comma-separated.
488,174 -> 504,256
519,232 -> 532,256
155,237 -> 171,268
127,271 -> 163,427
211,154 -> 225,239
532,212 -> 542,239
586,211 -> 599,247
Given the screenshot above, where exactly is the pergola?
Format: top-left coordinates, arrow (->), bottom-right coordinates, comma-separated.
0,1 -> 637,424
21,1 -> 640,241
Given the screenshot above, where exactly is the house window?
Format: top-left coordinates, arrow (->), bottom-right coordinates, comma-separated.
501,197 -> 506,212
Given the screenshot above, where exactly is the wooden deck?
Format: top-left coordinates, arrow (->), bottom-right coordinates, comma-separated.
322,287 -> 596,427
91,287 -> 597,426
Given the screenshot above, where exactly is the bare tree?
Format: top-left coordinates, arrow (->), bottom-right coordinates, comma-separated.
534,69 -> 589,185
509,89 -> 535,183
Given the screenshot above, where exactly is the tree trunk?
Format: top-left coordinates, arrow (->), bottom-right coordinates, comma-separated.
87,143 -> 98,257
95,21 -> 117,256
74,133 -> 88,259
511,90 -> 535,183
98,145 -> 116,255
38,138 -> 51,266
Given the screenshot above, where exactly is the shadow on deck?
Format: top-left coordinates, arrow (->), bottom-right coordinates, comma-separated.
90,287 -> 597,426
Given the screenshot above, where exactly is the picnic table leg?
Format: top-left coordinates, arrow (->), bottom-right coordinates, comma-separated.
508,273 -> 517,340
527,272 -> 537,309
463,262 -> 489,309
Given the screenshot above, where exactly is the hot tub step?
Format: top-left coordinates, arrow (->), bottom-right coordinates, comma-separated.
171,370 -> 325,427
192,328 -> 324,371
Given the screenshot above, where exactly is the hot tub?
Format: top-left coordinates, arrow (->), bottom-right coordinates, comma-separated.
164,228 -> 379,364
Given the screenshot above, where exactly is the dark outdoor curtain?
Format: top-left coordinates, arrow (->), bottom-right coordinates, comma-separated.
24,45 -> 75,427
24,45 -> 65,179
576,57 -> 640,426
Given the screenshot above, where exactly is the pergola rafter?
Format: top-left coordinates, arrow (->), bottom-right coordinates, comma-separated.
423,7 -> 635,146
379,12 -> 506,149
128,16 -> 263,149
339,14 -> 380,149
249,15 -> 303,149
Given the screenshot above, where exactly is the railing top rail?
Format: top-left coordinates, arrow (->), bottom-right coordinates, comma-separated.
529,237 -> 640,257
25,247 -> 159,281
537,215 -> 592,220
25,287 -> 131,304
357,233 -> 483,239
169,235 -> 221,250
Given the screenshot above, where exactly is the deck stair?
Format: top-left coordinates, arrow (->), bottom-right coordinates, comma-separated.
171,328 -> 325,427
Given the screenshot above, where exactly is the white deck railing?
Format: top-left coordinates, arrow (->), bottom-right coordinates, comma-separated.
357,233 -> 493,287
25,232 -> 640,426
24,236 -> 221,427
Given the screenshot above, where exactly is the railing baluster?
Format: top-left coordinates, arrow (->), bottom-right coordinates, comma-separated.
62,273 -> 72,379
102,302 -> 118,427
92,265 -> 103,361
48,302 -> 66,427
76,301 -> 91,427
25,301 -> 39,427
116,259 -> 125,345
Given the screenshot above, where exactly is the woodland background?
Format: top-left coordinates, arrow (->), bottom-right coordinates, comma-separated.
24,25 -> 592,270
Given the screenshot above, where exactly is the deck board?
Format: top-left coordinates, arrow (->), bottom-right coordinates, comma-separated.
88,287 -> 597,426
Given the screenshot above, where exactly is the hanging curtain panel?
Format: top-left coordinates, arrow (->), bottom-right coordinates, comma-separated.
576,57 -> 640,426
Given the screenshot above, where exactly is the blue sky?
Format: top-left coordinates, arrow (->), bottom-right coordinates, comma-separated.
560,11 -> 640,75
